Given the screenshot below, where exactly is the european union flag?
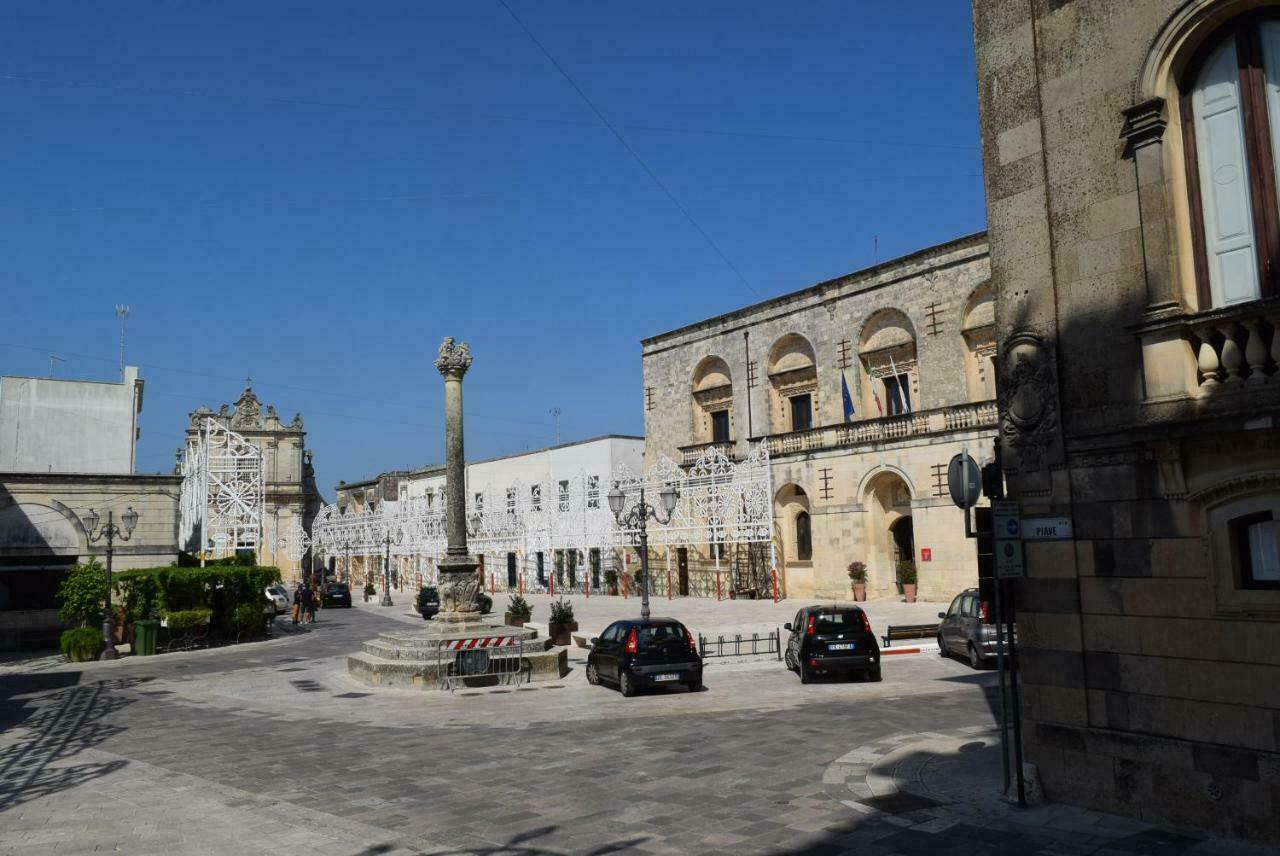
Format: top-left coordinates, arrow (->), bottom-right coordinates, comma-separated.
841,371 -> 856,423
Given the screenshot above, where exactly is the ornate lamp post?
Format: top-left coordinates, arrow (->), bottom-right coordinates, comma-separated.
81,506 -> 139,661
608,482 -> 678,621
380,525 -> 402,607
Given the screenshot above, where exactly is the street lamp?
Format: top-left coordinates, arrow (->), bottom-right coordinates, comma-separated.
82,506 -> 139,661
380,525 -> 402,607
608,482 -> 678,621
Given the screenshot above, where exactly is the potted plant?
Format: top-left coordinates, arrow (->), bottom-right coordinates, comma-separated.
847,561 -> 868,602
896,560 -> 918,603
504,594 -> 532,627
548,598 -> 578,646
604,568 -> 619,596
363,581 -> 376,602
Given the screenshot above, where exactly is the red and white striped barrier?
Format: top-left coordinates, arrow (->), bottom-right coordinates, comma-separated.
438,636 -> 519,651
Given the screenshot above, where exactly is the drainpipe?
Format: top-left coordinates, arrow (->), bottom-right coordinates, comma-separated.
743,329 -> 753,441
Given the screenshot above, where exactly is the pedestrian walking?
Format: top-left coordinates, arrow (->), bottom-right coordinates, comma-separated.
304,585 -> 318,624
291,583 -> 302,625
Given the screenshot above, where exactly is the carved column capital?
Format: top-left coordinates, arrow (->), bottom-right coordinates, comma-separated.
435,336 -> 473,380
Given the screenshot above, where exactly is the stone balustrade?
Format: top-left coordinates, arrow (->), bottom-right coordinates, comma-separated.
676,400 -> 998,464
1134,299 -> 1280,400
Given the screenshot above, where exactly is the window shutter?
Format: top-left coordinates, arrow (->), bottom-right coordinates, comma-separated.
1192,37 -> 1263,306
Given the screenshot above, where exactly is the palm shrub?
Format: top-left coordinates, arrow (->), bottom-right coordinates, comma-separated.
60,627 -> 102,662
506,594 -> 532,622
57,558 -> 107,628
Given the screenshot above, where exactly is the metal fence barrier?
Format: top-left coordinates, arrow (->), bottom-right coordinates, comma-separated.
698,629 -> 782,660
435,636 -> 527,692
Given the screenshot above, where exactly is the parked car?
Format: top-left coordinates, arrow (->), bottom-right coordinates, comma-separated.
265,585 -> 288,615
416,586 -> 493,620
937,587 -> 1015,669
321,582 -> 352,608
784,605 -> 881,683
586,618 -> 703,697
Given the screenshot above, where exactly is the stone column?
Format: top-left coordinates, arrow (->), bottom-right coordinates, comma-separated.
1121,98 -> 1181,314
434,337 -> 480,622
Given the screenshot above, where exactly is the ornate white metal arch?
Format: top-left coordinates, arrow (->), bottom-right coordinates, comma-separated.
179,417 -> 265,558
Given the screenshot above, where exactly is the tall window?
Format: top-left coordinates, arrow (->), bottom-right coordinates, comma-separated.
1183,15 -> 1280,308
506,487 -> 517,515
711,410 -> 731,443
789,394 -> 813,431
531,485 -> 541,511
474,493 -> 483,514
884,374 -> 911,415
1231,511 -> 1280,589
796,511 -> 813,561
587,475 -> 600,509
558,479 -> 570,512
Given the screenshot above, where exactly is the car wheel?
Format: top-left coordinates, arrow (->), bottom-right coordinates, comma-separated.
868,667 -> 882,682
968,644 -> 982,670
784,650 -> 796,672
937,635 -> 947,657
799,664 -> 812,685
686,678 -> 703,693
586,661 -> 600,686
619,671 -> 637,697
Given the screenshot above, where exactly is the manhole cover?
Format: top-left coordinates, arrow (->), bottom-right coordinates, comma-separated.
858,791 -> 945,815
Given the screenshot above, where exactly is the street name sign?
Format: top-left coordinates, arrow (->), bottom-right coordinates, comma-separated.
1022,516 -> 1073,540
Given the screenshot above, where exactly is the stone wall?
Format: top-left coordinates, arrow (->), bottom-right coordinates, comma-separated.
973,0 -> 1280,843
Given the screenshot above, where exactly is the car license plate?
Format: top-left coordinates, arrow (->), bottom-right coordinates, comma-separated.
828,643 -> 856,650
653,673 -> 680,682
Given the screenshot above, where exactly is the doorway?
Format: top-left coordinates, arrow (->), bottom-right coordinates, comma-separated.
507,552 -> 517,588
677,548 -> 689,596
890,517 -> 915,566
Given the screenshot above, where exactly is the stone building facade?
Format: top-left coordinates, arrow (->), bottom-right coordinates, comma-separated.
185,384 -> 324,581
973,0 -> 1280,843
642,234 -> 997,602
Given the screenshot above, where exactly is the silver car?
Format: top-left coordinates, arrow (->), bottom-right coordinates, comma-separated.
936,587 -> 1015,669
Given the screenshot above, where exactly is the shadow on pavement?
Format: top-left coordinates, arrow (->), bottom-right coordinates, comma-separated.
355,825 -> 649,855
0,674 -> 145,814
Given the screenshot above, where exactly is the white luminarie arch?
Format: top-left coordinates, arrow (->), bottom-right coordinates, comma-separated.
294,443 -> 774,593
179,418 -> 265,558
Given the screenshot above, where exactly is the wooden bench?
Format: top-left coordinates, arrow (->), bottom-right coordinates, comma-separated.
881,623 -> 939,647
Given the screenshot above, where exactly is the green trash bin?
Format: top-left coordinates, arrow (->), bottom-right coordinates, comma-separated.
134,619 -> 160,656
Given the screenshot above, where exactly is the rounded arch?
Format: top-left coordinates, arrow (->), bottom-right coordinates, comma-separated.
773,482 -> 813,565
858,308 -> 916,354
961,282 -> 995,334
855,464 -> 917,501
860,468 -> 915,596
0,500 -> 85,555
961,283 -> 997,402
691,355 -> 733,392
1138,0 -> 1262,100
690,354 -> 735,444
767,333 -> 816,374
766,334 -> 819,434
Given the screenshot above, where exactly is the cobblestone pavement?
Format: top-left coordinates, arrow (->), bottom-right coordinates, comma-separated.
0,605 -> 1268,855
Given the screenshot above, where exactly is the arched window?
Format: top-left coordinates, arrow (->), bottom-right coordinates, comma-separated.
1182,14 -> 1280,308
795,511 -> 813,561
691,356 -> 734,444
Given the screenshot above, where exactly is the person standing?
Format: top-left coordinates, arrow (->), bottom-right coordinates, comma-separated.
304,585 -> 318,624
291,583 -> 303,625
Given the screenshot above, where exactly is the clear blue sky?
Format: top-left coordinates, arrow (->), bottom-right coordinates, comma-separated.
1,1 -> 984,497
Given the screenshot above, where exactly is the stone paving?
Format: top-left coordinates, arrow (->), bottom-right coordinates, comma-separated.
0,604 -> 1268,855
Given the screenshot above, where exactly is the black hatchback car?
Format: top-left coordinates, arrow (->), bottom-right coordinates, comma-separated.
321,582 -> 352,608
416,585 -> 493,619
784,605 -> 881,683
587,618 -> 703,697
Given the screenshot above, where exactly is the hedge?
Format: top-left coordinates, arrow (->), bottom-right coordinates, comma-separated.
60,627 -> 102,662
115,565 -> 280,640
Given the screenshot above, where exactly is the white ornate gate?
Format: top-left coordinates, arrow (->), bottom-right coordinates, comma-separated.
179,417 -> 265,558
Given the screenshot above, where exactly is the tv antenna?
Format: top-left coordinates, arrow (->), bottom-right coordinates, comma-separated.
115,305 -> 130,379
49,355 -> 64,377
549,407 -> 561,445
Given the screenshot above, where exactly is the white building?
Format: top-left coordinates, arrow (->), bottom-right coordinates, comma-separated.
333,435 -> 643,595
0,367 -> 144,474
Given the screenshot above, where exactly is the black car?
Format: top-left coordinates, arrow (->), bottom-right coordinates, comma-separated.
586,618 -> 703,697
416,586 -> 493,620
784,605 -> 881,683
321,582 -> 352,608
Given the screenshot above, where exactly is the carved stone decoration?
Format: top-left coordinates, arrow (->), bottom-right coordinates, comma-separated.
290,412 -> 304,430
998,332 -> 1059,472
232,385 -> 263,428
438,569 -> 480,617
435,336 -> 473,379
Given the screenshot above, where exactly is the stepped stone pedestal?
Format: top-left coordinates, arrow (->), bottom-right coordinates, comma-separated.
347,619 -> 568,691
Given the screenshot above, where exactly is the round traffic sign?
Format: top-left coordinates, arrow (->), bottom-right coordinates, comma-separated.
947,453 -> 981,509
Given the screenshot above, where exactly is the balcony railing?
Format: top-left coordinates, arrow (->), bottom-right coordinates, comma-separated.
675,401 -> 998,464
678,441 -> 738,467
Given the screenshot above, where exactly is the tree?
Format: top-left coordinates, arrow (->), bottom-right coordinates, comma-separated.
57,558 -> 107,627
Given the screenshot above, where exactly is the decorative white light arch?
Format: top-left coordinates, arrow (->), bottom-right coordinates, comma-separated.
179,418 -> 265,559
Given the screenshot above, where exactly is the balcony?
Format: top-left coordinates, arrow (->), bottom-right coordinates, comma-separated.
678,441 -> 738,467
676,401 -> 998,464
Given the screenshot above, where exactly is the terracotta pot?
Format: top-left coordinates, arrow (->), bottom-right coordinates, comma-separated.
903,583 -> 917,603
607,586 -> 619,596
548,621 -> 578,646
504,613 -> 527,627
852,582 -> 867,602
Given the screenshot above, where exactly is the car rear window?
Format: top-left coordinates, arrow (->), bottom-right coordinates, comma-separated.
638,624 -> 687,645
812,611 -> 862,633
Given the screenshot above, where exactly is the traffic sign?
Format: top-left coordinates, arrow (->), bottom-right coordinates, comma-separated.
995,540 -> 1025,578
947,453 -> 982,509
992,499 -> 1020,540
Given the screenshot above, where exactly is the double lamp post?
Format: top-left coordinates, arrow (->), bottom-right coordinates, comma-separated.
82,506 -> 139,661
607,482 -> 678,621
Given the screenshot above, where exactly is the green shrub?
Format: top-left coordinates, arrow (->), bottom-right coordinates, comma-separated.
506,594 -> 532,621
847,561 -> 868,583
57,559 -> 107,627
895,560 -> 917,586
549,598 -> 575,625
163,608 -> 212,630
60,627 -> 102,662
231,603 -> 265,638
121,573 -> 162,622
364,582 -> 377,597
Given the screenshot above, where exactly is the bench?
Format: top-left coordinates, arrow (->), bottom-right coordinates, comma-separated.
881,623 -> 939,647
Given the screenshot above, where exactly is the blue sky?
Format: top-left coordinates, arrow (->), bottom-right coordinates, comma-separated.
1,1 -> 984,496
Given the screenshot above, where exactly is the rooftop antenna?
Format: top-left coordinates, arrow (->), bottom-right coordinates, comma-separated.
550,407 -> 561,445
48,355 -> 64,377
115,304 -> 130,380
873,235 -> 879,265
